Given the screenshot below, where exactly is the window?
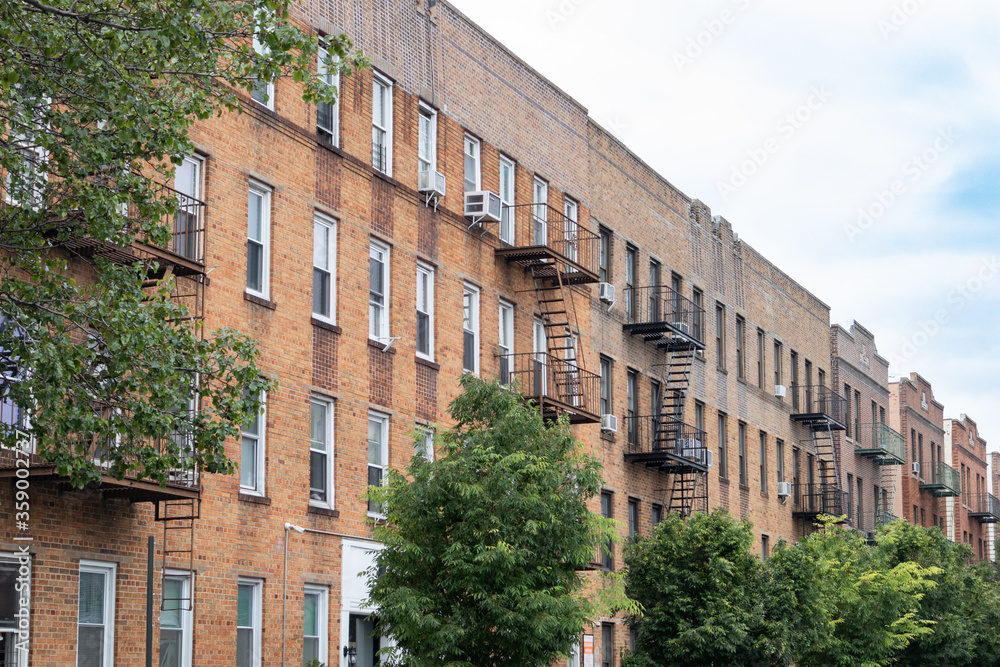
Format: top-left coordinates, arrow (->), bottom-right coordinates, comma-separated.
568,639 -> 581,667
844,383 -> 852,438
626,369 -> 638,446
715,303 -> 726,370
303,585 -> 328,667
920,508 -> 925,527
599,227 -> 612,283
624,245 -> 637,318
498,300 -> 514,384
735,315 -> 746,380
241,391 -> 266,496
601,492 -> 613,570
847,473 -> 854,523
372,74 -> 392,174
695,401 -> 704,438
173,154 -> 203,261
762,535 -> 770,560
532,178 -> 548,245
367,412 -> 389,516
246,183 -> 271,299
463,134 -> 480,192
317,46 -> 339,144
648,259 -> 661,321
652,504 -> 663,525
415,427 -> 434,462
369,241 -> 390,340
160,573 -> 193,667
651,380 -> 662,419
417,104 -> 436,175
462,284 -> 480,375
5,99 -> 48,210
671,273 -> 683,318
313,214 -> 336,322
738,422 -> 747,486
0,553 -> 29,667
236,578 -> 262,667
602,623 -> 615,667
564,197 -> 579,262
416,263 -> 434,360
857,477 -> 864,527
718,412 -> 728,479
756,329 -> 765,388
309,397 -> 334,507
251,29 -> 273,109
499,156 -> 515,243
759,431 -> 768,493
789,351 -> 799,409
78,561 -> 116,667
628,499 -> 638,539
854,390 -> 861,440
792,447 -> 800,503
773,340 -> 783,389
692,288 -> 704,343
599,356 -> 612,416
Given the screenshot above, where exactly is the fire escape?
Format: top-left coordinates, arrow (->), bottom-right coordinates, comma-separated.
855,422 -> 906,529
492,203 -> 601,424
790,385 -> 848,522
622,286 -> 707,517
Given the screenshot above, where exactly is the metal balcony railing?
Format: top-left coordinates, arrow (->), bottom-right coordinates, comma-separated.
789,385 -> 848,430
622,415 -> 710,472
969,493 -> 1000,523
496,352 -> 600,424
792,483 -> 847,518
854,422 -> 905,464
494,203 -> 599,282
919,461 -> 961,497
622,286 -> 706,349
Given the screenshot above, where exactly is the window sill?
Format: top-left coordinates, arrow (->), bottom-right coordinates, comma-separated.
317,138 -> 345,157
415,356 -> 440,371
719,477 -> 730,485
238,492 -> 271,506
739,484 -> 751,492
308,505 -> 340,518
311,318 -> 341,334
368,338 -> 397,354
244,292 -> 277,310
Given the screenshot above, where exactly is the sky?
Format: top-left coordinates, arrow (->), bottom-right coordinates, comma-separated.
451,0 -> 1000,457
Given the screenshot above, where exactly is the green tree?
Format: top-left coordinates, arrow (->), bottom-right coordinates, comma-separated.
366,376 -> 614,667
0,0 -> 365,486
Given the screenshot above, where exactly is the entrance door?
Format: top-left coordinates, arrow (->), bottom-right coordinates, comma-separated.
348,613 -> 381,667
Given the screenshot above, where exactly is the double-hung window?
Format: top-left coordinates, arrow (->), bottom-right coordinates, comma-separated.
309,397 -> 334,507
246,183 -> 271,299
418,105 -> 436,176
77,561 -> 116,667
564,197 -> 579,262
160,572 -> 193,667
626,369 -> 638,445
715,303 -> 726,370
415,263 -> 434,360
369,241 -> 390,340
759,432 -> 768,493
313,214 -> 336,322
462,285 -> 480,375
718,412 -> 728,479
372,74 -> 392,175
756,329 -> 765,389
236,578 -> 262,667
599,356 -> 612,416
628,499 -> 639,540
0,553 -> 29,667
499,156 -> 515,243
600,492 -> 614,570
173,155 -> 203,261
317,46 -> 339,144
774,341 -> 783,390
598,227 -> 612,283
498,300 -> 514,385
532,178 -> 548,245
367,412 -> 389,516
416,427 -> 434,462
240,391 -> 266,496
624,246 -> 637,319
692,288 -> 704,344
251,27 -> 273,109
776,439 -> 785,484
648,260 -> 661,321
463,135 -> 480,193
303,585 -> 328,667
735,316 -> 746,380
738,422 -> 748,486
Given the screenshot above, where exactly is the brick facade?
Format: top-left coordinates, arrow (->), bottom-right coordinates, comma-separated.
946,415 -> 989,560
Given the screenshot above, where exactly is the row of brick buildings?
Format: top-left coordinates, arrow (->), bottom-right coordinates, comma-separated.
0,0 -> 996,666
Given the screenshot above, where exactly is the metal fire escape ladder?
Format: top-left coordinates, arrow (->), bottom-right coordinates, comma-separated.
530,261 -> 590,399
877,461 -> 897,527
155,498 -> 200,612
659,343 -> 705,518
812,421 -> 843,516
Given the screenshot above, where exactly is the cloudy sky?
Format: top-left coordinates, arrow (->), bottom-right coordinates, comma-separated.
453,0 -> 1000,456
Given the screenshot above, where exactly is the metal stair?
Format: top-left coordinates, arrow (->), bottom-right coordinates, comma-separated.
156,498 -> 200,612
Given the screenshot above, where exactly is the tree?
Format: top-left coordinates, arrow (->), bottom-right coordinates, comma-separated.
366,376 -> 614,667
0,1 -> 365,486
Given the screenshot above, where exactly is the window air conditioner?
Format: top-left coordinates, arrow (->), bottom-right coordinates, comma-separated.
912,461 -> 921,475
601,414 -> 618,433
676,438 -> 707,465
775,385 -> 787,399
599,282 -> 615,303
776,481 -> 791,497
672,321 -> 691,335
418,170 -> 447,198
705,450 -> 714,469
464,191 -> 502,223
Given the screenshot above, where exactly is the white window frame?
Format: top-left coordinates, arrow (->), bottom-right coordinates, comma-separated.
0,552 -> 29,667
417,104 -> 437,176
160,570 -> 194,667
173,155 -> 203,261
564,197 -> 579,262
316,46 -> 340,145
369,241 -> 390,341
77,560 -> 116,667
416,426 -> 434,462
309,396 -> 335,509
240,390 -> 266,497
415,262 -> 434,361
367,412 -> 390,518
236,578 -> 263,667
312,213 -> 337,323
499,155 -> 515,244
533,317 -> 547,397
5,98 -> 49,210
498,300 -> 514,385
246,182 -> 271,299
372,73 -> 393,175
533,177 -> 548,246
251,29 -> 274,110
462,284 -> 480,375
302,585 -> 328,667
463,134 -> 481,193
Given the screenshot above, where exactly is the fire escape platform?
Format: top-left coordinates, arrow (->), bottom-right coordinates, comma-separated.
0,462 -> 200,503
623,417 -> 710,474
969,494 -> 1000,523
494,247 -> 598,285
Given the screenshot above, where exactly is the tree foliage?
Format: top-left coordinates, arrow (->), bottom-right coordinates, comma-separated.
366,376 -> 614,667
0,0 -> 365,486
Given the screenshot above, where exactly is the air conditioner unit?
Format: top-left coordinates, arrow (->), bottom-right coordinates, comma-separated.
676,438 -> 707,465
672,321 -> 691,335
775,384 -> 787,398
776,481 -> 792,497
912,461 -> 921,475
418,170 -> 446,198
601,414 -> 618,433
464,190 -> 502,223
705,450 -> 714,469
599,282 -> 615,303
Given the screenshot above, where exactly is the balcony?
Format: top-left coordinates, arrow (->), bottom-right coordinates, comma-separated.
494,203 -> 599,285
789,385 -> 847,431
497,352 -> 600,424
919,461 -> 961,497
792,483 -> 847,518
968,493 -> 1000,523
622,286 -> 706,351
622,416 -> 710,473
854,422 -> 905,465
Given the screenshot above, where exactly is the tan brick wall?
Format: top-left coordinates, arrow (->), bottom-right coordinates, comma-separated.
947,415 -> 989,560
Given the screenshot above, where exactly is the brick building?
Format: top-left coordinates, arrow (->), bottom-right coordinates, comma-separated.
0,1 -> 987,666
946,415 -> 994,561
